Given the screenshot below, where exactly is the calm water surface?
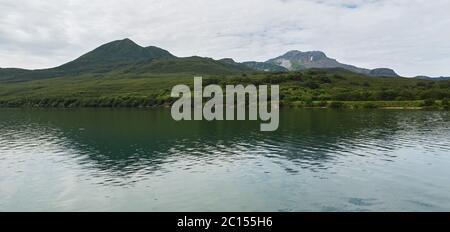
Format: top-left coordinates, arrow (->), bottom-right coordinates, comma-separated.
0,108 -> 449,211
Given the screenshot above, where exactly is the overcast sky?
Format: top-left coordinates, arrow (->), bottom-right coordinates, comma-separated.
1,0 -> 449,77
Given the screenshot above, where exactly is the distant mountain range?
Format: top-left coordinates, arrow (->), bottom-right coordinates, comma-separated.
245,50 -> 398,77
0,38 -> 439,83
414,76 -> 450,81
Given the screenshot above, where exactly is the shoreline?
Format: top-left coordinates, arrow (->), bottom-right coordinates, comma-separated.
0,100 -> 448,111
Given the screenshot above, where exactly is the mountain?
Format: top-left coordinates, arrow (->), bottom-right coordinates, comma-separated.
266,50 -> 370,74
76,41 -> 252,75
55,38 -> 175,74
261,50 -> 400,77
369,68 -> 398,77
0,39 -> 251,82
242,61 -> 288,72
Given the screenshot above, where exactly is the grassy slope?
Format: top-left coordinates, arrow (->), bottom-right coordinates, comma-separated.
0,68 -> 449,109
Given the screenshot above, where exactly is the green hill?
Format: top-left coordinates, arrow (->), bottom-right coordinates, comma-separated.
56,39 -> 175,74
0,39 -> 251,82
124,56 -> 253,75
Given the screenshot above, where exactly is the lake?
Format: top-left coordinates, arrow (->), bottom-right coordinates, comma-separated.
0,108 -> 449,212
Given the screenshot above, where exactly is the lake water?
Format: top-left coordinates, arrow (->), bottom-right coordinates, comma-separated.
0,108 -> 449,212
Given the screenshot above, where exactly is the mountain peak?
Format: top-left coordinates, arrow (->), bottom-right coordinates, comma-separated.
283,50 -> 327,58
90,39 -> 174,59
266,50 -> 369,74
285,50 -> 326,56
83,39 -> 175,61
79,38 -> 147,61
56,39 -> 175,73
101,38 -> 139,48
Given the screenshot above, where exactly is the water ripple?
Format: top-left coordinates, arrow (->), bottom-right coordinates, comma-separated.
1,109 -> 450,211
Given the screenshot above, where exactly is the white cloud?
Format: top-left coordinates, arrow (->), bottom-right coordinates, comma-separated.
0,0 -> 449,76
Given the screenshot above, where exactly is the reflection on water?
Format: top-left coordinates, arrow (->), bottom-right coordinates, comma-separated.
0,109 -> 449,211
